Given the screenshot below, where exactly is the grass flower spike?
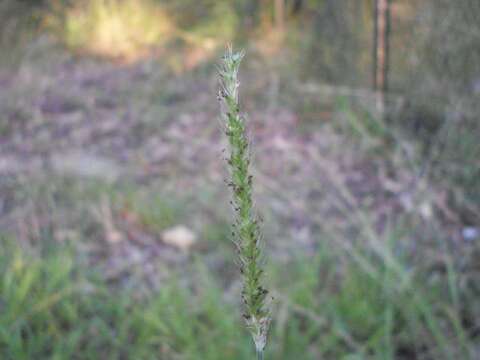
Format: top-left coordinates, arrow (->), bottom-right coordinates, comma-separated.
218,47 -> 270,359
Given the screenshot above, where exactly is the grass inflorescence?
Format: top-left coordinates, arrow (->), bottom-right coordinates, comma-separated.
218,47 -> 271,357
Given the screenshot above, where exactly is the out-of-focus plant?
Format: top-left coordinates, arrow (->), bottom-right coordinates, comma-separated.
218,47 -> 271,360
45,0 -> 174,61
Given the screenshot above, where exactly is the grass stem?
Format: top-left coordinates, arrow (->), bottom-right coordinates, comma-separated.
257,350 -> 264,360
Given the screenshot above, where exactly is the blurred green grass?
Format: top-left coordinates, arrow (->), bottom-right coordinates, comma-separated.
1,225 -> 479,359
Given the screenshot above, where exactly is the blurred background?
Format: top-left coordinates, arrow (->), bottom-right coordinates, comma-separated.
0,0 -> 479,359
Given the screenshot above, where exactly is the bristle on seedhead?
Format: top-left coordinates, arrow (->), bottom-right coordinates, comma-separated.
218,47 -> 270,355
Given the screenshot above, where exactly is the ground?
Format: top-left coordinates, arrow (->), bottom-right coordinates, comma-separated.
0,38 -> 478,359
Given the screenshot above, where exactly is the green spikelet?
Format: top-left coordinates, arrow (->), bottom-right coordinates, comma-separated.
218,46 -> 270,356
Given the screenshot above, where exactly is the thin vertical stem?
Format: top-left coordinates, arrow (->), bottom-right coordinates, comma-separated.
257,350 -> 264,360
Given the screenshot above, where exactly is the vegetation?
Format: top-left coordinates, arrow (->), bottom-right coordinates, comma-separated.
219,48 -> 270,358
1,217 -> 479,359
48,0 -> 174,61
0,0 -> 479,359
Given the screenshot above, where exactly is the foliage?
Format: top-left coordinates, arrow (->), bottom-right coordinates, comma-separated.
41,0 -> 241,65
1,1 -> 479,359
45,0 -> 174,61
0,237 -> 250,359
1,225 -> 479,359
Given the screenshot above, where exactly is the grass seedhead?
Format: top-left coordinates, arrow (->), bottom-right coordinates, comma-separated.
218,46 -> 271,355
